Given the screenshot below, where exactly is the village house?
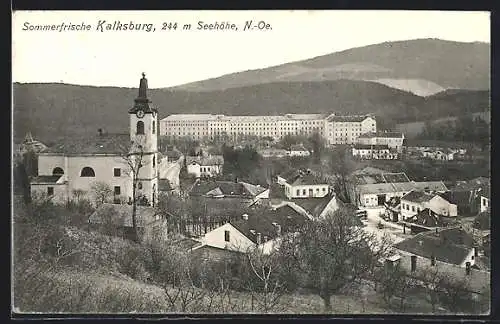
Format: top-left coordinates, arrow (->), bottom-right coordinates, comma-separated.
189,179 -> 269,200
195,204 -> 309,258
400,191 -> 458,220
401,208 -> 460,234
352,181 -> 448,208
258,148 -> 288,159
88,203 -> 168,243
29,73 -> 160,207
356,131 -> 405,152
390,228 -> 490,297
286,144 -> 310,157
351,144 -> 398,160
185,155 -> 224,178
421,148 -> 458,161
277,169 -> 329,199
448,177 -> 490,216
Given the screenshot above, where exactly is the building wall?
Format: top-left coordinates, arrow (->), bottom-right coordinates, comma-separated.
360,191 -> 405,208
202,223 -> 256,253
401,196 -> 457,219
284,183 -> 329,199
31,183 -> 68,204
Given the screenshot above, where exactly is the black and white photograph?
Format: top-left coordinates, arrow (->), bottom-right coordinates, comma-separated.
12,10 -> 491,315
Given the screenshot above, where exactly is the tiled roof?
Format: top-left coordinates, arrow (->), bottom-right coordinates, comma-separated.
357,183 -> 396,195
186,155 -> 224,166
438,190 -> 473,206
230,204 -> 309,244
172,237 -> 203,251
30,175 -> 63,184
406,208 -> 459,227
353,144 -> 389,150
88,203 -> 160,227
190,180 -> 266,198
382,173 -> 411,183
42,134 -> 131,155
376,131 -> 404,138
289,196 -> 334,218
280,169 -> 327,186
410,181 -> 448,192
394,227 -> 475,265
401,191 -> 436,203
327,115 -> 373,122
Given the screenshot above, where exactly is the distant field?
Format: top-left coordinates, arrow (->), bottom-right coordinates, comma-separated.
396,111 -> 490,138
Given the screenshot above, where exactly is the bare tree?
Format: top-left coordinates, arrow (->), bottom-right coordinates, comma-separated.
279,208 -> 392,312
120,138 -> 150,244
327,147 -> 354,202
420,267 -> 446,313
244,248 -> 286,313
90,181 -> 113,207
439,275 -> 474,314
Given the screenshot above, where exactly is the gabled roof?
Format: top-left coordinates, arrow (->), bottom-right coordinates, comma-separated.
42,134 -> 131,155
406,208 -> 459,227
88,203 -> 161,228
30,175 -> 63,184
358,131 -> 404,139
438,190 -> 473,206
186,155 -> 224,166
289,196 -> 334,218
401,191 -> 437,203
279,169 -> 327,186
190,180 -> 267,198
230,204 -> 309,244
394,227 -> 475,265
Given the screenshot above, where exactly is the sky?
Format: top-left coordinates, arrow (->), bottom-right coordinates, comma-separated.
12,10 -> 490,88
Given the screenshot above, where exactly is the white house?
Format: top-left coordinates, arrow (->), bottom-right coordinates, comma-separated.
352,144 -> 398,160
356,131 -> 405,152
353,181 -> 448,208
422,148 -> 457,161
286,144 -> 310,157
400,190 -> 458,220
30,73 -> 160,207
277,169 -> 329,199
199,204 -> 309,255
185,155 -> 224,178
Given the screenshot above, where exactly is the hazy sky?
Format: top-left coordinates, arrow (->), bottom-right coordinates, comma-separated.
12,10 -> 490,88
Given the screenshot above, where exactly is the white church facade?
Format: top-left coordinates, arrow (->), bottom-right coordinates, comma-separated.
30,73 -> 160,207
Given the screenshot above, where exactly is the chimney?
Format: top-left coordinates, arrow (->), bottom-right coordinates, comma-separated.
276,224 -> 282,236
98,128 -> 103,136
235,177 -> 239,183
263,235 -> 268,242
256,233 -> 262,245
242,213 -> 248,221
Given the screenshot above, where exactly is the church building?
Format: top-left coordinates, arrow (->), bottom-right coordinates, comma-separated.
30,73 -> 160,207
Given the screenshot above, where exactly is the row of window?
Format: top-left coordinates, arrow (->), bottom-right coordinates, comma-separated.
295,187 -> 327,196
46,183 -> 152,197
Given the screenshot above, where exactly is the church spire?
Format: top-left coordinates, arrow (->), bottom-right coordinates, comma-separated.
130,72 -> 155,113
138,72 -> 148,99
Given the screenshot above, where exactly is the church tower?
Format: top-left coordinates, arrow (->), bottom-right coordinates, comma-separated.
129,73 -> 159,206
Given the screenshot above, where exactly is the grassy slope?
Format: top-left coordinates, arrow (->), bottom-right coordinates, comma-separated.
14,226 -> 434,314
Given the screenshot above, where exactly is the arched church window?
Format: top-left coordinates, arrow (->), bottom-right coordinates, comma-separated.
153,156 -> 156,167
52,167 -> 64,175
152,121 -> 155,134
138,182 -> 143,190
80,167 -> 95,177
136,121 -> 145,135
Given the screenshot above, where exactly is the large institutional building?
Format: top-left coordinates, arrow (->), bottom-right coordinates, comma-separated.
30,73 -> 160,206
160,113 -> 377,145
